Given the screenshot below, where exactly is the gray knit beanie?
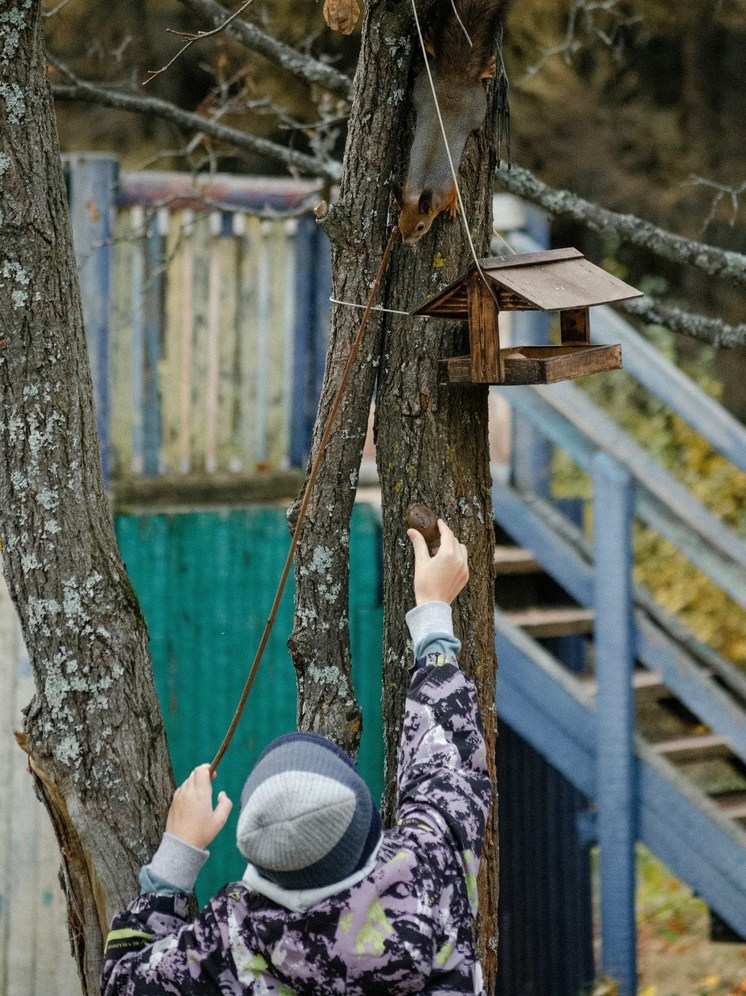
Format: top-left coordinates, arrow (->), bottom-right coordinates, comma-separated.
236,732 -> 381,890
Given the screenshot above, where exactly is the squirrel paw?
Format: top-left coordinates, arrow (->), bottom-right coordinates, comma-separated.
481,56 -> 498,80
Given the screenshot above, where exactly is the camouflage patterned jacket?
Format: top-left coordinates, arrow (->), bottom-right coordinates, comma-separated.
101,604 -> 492,994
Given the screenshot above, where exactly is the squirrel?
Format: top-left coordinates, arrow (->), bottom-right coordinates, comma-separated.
393,0 -> 508,246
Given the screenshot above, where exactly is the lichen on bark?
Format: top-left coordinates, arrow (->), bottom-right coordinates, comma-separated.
0,3 -> 173,991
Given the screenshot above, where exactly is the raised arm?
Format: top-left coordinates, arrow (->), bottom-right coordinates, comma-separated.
397,520 -> 491,868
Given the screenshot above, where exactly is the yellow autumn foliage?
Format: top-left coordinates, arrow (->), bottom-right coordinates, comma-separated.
552,349 -> 746,668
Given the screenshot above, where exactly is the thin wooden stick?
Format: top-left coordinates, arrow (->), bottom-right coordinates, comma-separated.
210,225 -> 399,772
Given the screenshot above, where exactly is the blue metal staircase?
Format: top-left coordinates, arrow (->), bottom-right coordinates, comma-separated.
491,222 -> 746,996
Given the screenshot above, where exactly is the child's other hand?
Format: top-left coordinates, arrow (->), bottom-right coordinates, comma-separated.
407,518 -> 469,606
166,764 -> 233,850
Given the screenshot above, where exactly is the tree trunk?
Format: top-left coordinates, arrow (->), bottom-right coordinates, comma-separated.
287,0 -> 417,754
289,0 -> 499,988
0,4 -> 173,992
374,90 -> 500,996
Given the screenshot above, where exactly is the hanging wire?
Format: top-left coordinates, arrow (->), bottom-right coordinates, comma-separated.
329,297 -> 411,316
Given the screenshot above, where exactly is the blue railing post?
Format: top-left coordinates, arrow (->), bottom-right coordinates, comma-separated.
143,210 -> 166,477
592,452 -> 637,994
290,215 -> 315,469
65,154 -> 119,484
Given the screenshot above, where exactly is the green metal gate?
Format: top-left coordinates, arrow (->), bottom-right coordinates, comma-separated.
115,503 -> 384,902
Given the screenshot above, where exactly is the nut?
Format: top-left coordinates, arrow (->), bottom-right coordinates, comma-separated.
406,503 -> 441,554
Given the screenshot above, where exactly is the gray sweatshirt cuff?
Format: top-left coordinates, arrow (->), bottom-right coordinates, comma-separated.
405,601 -> 454,646
145,832 -> 209,893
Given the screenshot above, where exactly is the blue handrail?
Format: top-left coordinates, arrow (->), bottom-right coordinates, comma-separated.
495,612 -> 746,938
509,230 -> 746,473
492,480 -> 746,761
500,382 -> 746,608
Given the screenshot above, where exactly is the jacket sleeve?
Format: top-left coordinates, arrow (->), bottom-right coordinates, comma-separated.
100,890 -> 238,995
139,831 -> 209,895
396,630 -> 492,874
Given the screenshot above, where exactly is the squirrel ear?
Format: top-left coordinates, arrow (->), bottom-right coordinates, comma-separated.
418,189 -> 433,215
391,181 -> 403,208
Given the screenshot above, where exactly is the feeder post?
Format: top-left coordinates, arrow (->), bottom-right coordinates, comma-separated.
560,307 -> 590,344
467,272 -> 503,382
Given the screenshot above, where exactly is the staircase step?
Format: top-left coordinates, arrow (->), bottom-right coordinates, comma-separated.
632,669 -> 666,696
493,546 -> 542,575
578,669 -> 665,699
654,733 -> 731,763
503,606 -> 595,638
714,794 -> 746,821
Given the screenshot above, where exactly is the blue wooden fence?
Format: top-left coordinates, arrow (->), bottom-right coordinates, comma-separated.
65,154 -> 118,481
64,155 -> 330,483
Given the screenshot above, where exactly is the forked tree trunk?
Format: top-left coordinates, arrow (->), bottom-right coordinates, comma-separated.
290,0 -> 499,988
0,4 -> 173,992
287,0 -> 418,751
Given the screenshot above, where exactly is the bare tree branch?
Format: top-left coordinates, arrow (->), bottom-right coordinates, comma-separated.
519,0 -> 642,85
42,0 -> 76,18
177,0 -> 353,99
620,296 -> 745,350
687,175 -> 746,234
49,58 -> 342,183
47,51 -> 744,350
496,165 -> 746,287
144,0 -> 256,85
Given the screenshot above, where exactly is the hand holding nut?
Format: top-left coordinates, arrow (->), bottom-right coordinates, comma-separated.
406,513 -> 469,605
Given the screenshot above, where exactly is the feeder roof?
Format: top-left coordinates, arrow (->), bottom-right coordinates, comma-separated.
412,247 -> 643,317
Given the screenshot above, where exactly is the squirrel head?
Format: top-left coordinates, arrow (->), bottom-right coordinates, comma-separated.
392,183 -> 441,246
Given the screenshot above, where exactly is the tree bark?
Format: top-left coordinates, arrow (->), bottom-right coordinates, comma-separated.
374,70 -> 500,996
289,0 -> 499,988
286,0 -> 416,754
0,4 -> 173,992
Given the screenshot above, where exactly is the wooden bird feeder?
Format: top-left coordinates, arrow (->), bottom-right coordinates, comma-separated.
412,247 -> 643,385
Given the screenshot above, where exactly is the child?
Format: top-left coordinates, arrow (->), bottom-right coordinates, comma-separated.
102,518 -> 491,994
